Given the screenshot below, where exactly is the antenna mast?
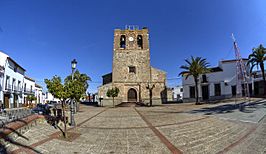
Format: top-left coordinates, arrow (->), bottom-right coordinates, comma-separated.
232,33 -> 250,100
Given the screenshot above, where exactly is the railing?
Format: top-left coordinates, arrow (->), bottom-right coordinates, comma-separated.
254,74 -> 263,78
5,84 -> 12,91
18,87 -> 23,92
4,84 -> 23,93
13,85 -> 17,91
0,107 -> 32,127
24,88 -> 35,94
14,86 -> 23,92
252,71 -> 266,79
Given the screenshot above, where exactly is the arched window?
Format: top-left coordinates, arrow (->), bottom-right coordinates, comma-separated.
137,35 -> 143,49
120,35 -> 126,49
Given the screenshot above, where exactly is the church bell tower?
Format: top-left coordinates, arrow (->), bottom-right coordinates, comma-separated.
98,25 -> 169,105
112,26 -> 151,83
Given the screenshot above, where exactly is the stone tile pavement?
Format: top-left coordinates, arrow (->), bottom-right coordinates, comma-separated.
6,120 -> 56,152
4,99 -> 266,154
186,99 -> 266,123
227,117 -> 266,154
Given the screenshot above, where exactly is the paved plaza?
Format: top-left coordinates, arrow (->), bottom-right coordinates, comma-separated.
5,99 -> 266,154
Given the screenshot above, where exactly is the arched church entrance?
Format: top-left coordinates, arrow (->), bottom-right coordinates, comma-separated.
128,88 -> 137,102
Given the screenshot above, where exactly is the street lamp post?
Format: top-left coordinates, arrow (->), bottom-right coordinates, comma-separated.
70,59 -> 77,126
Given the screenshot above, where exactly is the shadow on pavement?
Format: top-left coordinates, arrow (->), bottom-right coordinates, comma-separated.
0,119 -> 41,154
80,101 -> 99,107
146,111 -> 184,114
187,100 -> 266,115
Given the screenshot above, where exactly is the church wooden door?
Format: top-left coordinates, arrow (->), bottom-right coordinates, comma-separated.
128,88 -> 137,102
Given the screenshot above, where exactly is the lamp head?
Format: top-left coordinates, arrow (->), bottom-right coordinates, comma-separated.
71,59 -> 77,69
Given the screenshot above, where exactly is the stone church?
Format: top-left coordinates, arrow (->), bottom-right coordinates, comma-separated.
98,26 -> 171,106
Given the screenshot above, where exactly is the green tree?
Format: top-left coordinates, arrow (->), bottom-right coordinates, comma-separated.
27,95 -> 37,108
64,70 -> 91,102
27,95 -> 37,102
106,87 -> 120,107
44,71 -> 90,137
179,56 -> 210,104
247,44 -> 266,94
64,70 -> 91,112
44,76 -> 69,138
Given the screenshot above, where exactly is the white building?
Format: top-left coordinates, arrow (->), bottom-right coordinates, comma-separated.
44,92 -> 60,103
0,64 -> 5,107
251,70 -> 266,95
172,85 -> 183,101
0,51 -> 45,108
0,51 -> 26,108
35,83 -> 44,104
182,59 -> 254,102
42,92 -> 46,103
23,76 -> 36,106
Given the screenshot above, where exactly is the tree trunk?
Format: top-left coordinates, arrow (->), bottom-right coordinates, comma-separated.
194,77 -> 199,105
260,63 -> 266,95
76,101 -> 79,112
62,100 -> 67,138
112,97 -> 114,107
149,89 -> 152,107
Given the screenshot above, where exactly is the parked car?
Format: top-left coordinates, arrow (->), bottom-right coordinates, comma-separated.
32,104 -> 50,115
47,101 -> 58,108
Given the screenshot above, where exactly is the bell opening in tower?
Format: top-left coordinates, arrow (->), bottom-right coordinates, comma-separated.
120,35 -> 126,49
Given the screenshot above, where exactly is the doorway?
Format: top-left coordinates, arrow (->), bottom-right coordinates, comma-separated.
4,94 -> 10,108
13,94 -> 18,108
128,88 -> 137,102
201,85 -> 209,101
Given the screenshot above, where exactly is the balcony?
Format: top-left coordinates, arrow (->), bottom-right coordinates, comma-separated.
24,88 -> 35,95
13,85 -> 17,92
254,74 -> 263,79
251,71 -> 266,79
5,84 -> 12,92
14,86 -> 23,94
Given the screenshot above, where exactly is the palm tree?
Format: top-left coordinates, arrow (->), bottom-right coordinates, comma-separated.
179,56 -> 210,104
247,44 -> 266,94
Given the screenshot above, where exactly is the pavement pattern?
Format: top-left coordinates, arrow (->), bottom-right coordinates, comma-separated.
5,99 -> 266,154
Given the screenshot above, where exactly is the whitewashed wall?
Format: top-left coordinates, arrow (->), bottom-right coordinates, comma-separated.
173,86 -> 183,100
0,51 -> 26,108
23,77 -> 36,104
35,86 -> 44,104
182,60 -> 251,102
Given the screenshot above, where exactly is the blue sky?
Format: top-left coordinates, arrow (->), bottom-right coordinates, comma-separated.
0,0 -> 266,93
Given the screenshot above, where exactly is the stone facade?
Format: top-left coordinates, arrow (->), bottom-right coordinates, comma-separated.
98,27 -> 170,106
